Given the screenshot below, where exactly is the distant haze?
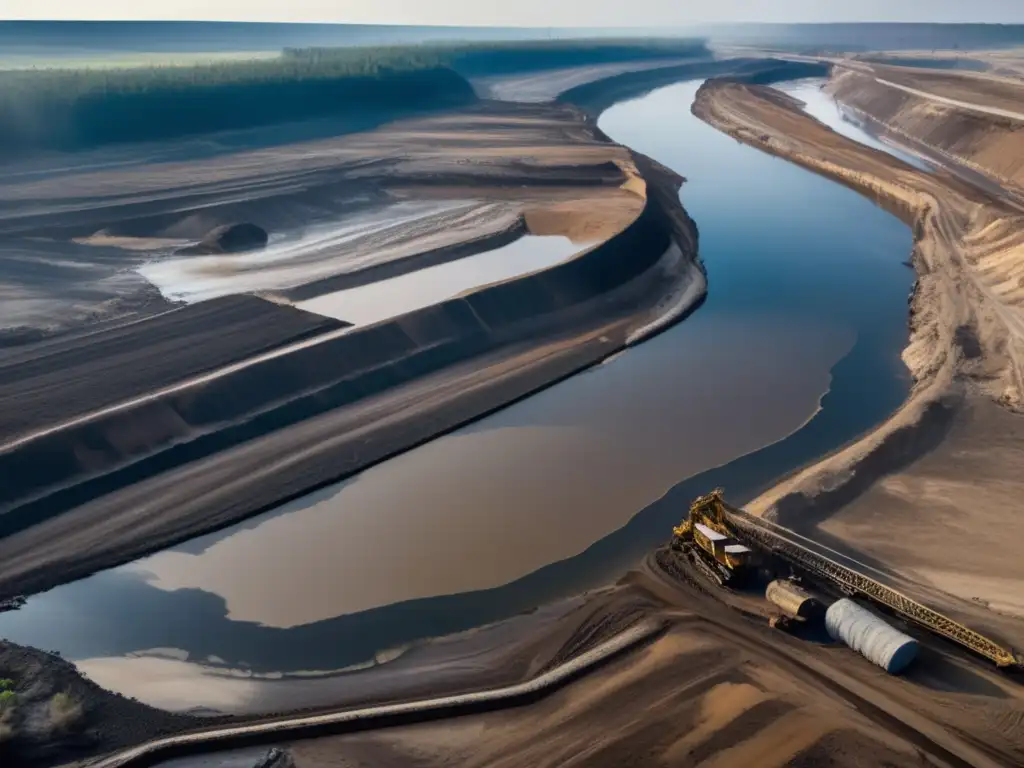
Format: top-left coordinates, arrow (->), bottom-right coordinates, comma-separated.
4,1 -> 1024,25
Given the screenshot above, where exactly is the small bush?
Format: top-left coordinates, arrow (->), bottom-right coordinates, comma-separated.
48,692 -> 83,733
0,690 -> 15,710
0,679 -> 13,692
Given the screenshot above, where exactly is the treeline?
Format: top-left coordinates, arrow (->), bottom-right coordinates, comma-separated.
0,63 -> 475,155
0,38 -> 708,155
283,38 -> 710,76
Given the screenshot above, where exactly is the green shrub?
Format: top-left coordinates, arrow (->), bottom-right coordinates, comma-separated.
0,680 -> 12,692
0,690 -> 15,709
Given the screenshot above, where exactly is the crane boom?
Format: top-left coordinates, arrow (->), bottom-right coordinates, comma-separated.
672,490 -> 1022,670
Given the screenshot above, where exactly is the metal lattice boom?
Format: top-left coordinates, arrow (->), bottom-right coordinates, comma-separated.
721,501 -> 1022,670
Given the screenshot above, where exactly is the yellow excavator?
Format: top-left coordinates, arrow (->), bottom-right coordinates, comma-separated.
671,488 -> 755,586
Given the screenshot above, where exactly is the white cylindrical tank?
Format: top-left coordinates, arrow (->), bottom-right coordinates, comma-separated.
825,598 -> 919,674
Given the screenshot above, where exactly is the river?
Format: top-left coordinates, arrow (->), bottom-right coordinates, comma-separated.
0,80 -> 913,714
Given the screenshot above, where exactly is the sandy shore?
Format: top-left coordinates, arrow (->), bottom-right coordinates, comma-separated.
692,76 -> 1024,645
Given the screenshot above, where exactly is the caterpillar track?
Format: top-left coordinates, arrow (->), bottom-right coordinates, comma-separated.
681,542 -> 731,586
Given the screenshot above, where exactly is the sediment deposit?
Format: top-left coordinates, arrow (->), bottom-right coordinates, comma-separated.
220,560 -> 1024,768
693,77 -> 1024,632
0,63 -> 721,602
827,63 -> 1024,195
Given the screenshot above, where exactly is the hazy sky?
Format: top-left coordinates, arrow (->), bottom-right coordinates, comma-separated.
4,1 -> 1023,26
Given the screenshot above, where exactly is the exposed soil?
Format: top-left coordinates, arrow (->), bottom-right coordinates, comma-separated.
0,587 -> 657,767
11,552 -> 1024,768
0,294 -> 342,444
0,99 -> 641,340
692,76 -> 1024,644
827,63 -> 1024,194
0,640 -> 197,768
0,61 -> 750,604
282,556 -> 1024,768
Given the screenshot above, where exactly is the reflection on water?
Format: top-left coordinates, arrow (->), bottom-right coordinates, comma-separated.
780,79 -> 934,172
0,80 -> 914,713
297,235 -> 583,325
128,316 -> 845,628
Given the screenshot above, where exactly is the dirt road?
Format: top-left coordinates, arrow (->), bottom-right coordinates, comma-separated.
277,557 -> 1024,768
827,64 -> 1024,194
874,76 -> 1024,122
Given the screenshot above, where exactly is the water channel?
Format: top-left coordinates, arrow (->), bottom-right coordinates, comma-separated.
0,80 -> 914,714
296,234 -> 582,325
779,79 -> 934,171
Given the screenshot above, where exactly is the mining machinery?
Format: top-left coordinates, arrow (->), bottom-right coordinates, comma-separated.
671,488 -> 754,586
670,489 -> 1024,671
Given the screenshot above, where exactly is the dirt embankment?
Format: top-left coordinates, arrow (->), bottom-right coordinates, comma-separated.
693,78 -> 1024,622
0,640 -> 197,768
0,137 -> 702,604
15,557 -> 1024,768
0,295 -> 343,445
827,65 -> 1024,194
279,557 -> 1024,768
0,588 -> 658,768
0,100 -> 630,340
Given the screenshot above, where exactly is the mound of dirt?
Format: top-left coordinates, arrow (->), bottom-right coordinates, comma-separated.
179,223 -> 269,255
0,641 -> 197,768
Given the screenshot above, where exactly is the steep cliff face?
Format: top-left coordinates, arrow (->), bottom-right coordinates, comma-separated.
826,68 -> 1024,193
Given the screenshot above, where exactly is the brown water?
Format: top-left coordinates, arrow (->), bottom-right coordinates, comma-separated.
127,314 -> 848,628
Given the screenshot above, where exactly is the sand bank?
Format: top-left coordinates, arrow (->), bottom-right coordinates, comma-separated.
827,63 -> 1024,196
0,57 -> 740,602
693,77 -> 1024,639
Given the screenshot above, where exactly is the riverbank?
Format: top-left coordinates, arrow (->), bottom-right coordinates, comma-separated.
294,552 -> 1024,768
826,62 -> 1024,197
46,559 -> 1024,768
0,586 -> 660,767
692,78 -> 1024,636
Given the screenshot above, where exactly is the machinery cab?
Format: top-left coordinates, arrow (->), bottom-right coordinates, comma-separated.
673,489 -> 755,585
692,522 -> 753,571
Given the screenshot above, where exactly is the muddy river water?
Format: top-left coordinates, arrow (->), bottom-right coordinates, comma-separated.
0,80 -> 914,714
